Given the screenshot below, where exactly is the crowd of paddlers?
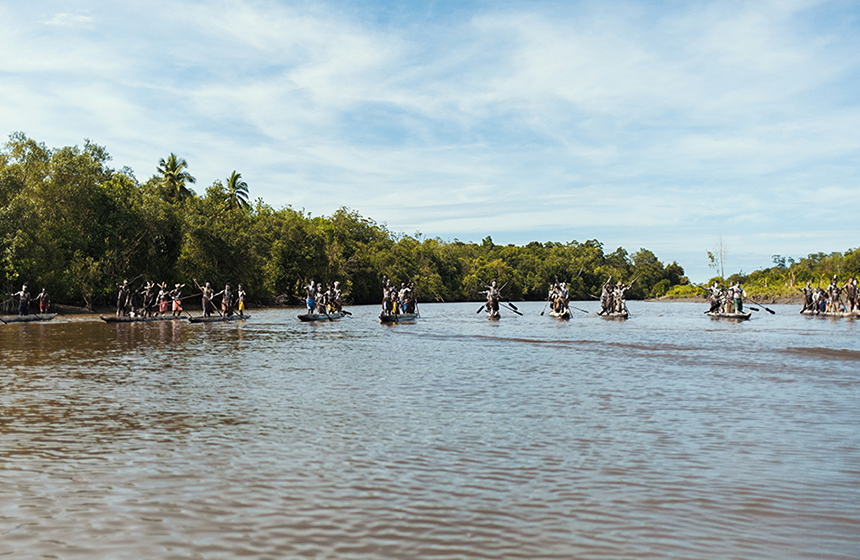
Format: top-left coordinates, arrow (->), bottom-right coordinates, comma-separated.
380,277 -> 418,317
707,281 -> 748,314
113,278 -> 247,318
799,276 -> 859,314
303,279 -> 344,315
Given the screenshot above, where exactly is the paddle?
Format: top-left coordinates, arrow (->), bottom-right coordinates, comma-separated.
570,305 -> 590,314
503,302 -> 522,316
745,297 -> 775,314
506,301 -> 519,311
539,298 -> 551,316
476,303 -> 487,314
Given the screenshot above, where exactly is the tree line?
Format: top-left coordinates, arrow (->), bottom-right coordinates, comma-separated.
1,133 -> 692,310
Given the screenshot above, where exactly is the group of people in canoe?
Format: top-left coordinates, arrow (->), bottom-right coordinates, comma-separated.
599,276 -> 634,315
799,276 -> 858,314
4,283 -> 50,315
114,278 -> 246,318
380,276 -> 417,317
707,281 -> 747,315
546,280 -> 570,316
304,279 -> 344,315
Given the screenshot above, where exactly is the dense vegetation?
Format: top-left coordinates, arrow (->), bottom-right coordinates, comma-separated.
688,250 -> 860,300
2,134 -> 696,309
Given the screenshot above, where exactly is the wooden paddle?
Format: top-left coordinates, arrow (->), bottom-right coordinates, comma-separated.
503,302 -> 522,316
745,297 -> 775,314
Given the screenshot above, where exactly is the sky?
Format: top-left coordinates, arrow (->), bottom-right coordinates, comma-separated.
1,0 -> 858,282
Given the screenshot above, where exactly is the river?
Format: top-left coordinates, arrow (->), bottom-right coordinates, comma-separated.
1,301 -> 858,559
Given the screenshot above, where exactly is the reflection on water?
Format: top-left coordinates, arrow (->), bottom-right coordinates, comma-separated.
1,302 -> 859,558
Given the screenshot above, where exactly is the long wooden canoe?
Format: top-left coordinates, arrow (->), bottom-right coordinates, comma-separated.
379,312 -> 419,323
706,311 -> 751,321
599,310 -> 629,320
0,313 -> 57,323
188,314 -> 250,323
298,312 -> 347,322
100,314 -> 185,323
800,309 -> 860,318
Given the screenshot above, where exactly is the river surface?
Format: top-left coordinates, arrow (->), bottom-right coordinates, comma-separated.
1,301 -> 859,559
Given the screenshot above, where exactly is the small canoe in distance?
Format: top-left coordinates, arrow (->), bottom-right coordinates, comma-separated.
706,311 -> 751,321
379,312 -> 419,323
486,310 -> 500,320
187,314 -> 250,324
298,312 -> 348,322
0,313 -> 57,324
599,310 -> 629,320
549,309 -> 571,320
100,314 -> 185,323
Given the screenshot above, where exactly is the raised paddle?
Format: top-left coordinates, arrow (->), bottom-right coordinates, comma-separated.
506,301 -> 519,311
477,303 -> 487,314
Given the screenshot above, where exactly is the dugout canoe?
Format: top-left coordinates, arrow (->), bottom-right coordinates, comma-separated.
188,314 -> 250,323
800,309 -> 860,318
298,312 -> 348,322
706,311 -> 751,321
549,308 -> 571,320
486,310 -> 500,320
100,314 -> 185,323
379,312 -> 419,323
599,310 -> 629,320
0,313 -> 57,323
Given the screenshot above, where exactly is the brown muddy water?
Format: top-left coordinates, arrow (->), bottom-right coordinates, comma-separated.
2,302 -> 859,559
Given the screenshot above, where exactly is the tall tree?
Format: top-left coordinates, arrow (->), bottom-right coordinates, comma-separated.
223,170 -> 250,213
157,153 -> 195,202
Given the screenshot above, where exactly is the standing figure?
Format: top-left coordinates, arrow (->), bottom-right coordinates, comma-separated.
194,279 -> 216,317
599,276 -> 614,315
799,282 -> 814,313
170,283 -> 185,317
304,280 -> 317,314
237,284 -> 246,317
139,282 -> 156,317
35,288 -> 50,314
481,280 -> 501,315
157,283 -> 170,316
732,281 -> 745,313
116,280 -> 131,317
827,276 -> 842,313
9,283 -> 31,315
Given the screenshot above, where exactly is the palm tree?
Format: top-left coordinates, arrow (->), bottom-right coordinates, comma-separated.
157,153 -> 196,202
223,170 -> 250,213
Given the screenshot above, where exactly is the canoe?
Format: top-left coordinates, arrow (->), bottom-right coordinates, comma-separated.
188,314 -> 250,323
549,309 -> 571,320
706,311 -> 751,321
100,314 -> 185,323
800,309 -> 860,318
0,313 -> 57,323
599,310 -> 628,320
298,312 -> 347,322
379,312 -> 419,323
486,310 -> 500,320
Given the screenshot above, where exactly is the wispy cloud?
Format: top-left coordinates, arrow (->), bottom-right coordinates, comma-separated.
2,0 -> 858,280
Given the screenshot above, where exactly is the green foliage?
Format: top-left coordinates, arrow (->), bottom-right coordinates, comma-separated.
1,134 -> 697,307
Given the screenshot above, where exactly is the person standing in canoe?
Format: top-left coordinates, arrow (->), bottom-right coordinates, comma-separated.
599,276 -> 613,315
35,288 -> 50,314
170,283 -> 185,317
827,276 -> 842,313
237,284 -> 246,317
732,281 -> 745,313
193,279 -> 216,318
304,280 -> 317,314
214,283 -> 233,316
156,283 -> 170,316
799,281 -> 814,313
9,283 -> 31,315
116,279 -> 131,317
331,281 -> 342,312
481,279 -> 501,315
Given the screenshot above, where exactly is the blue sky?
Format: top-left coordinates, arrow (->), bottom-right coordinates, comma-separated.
2,0 -> 858,282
